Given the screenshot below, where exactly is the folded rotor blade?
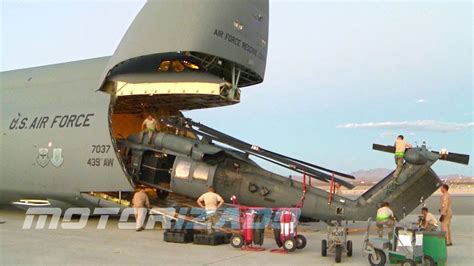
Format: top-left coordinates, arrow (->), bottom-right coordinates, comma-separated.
373,144 -> 396,153
432,151 -> 470,165
252,153 -> 355,189
192,120 -> 355,179
161,117 -> 355,187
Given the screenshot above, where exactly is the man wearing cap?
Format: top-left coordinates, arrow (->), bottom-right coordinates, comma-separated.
421,207 -> 438,231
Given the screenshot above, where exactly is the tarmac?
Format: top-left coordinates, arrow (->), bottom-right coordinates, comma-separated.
1,195 -> 473,265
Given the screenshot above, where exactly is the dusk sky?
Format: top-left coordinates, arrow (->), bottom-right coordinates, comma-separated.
1,0 -> 472,176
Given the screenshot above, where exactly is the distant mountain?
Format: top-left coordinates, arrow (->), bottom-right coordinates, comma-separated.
350,168 -> 391,182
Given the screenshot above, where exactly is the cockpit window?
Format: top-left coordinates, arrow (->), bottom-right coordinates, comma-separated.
158,60 -> 170,72
171,60 -> 185,72
175,160 -> 191,179
193,164 -> 209,181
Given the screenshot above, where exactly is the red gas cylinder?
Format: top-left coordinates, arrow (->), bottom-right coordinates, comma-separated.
243,211 -> 255,245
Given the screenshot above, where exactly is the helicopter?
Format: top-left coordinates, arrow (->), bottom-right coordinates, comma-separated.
117,116 -> 470,222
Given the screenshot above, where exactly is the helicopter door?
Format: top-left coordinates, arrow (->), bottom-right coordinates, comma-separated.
170,156 -> 217,199
136,150 -> 175,188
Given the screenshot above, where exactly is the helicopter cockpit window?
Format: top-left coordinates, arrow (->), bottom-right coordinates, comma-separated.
193,164 -> 210,181
157,60 -> 170,72
175,160 -> 191,179
171,60 -> 185,72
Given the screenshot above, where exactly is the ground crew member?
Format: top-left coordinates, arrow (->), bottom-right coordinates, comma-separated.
376,202 -> 396,239
439,184 -> 453,246
421,207 -> 438,231
132,188 -> 151,232
197,186 -> 224,232
140,114 -> 160,144
393,135 -> 412,180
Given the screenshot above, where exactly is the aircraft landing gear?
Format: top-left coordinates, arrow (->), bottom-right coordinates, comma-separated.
156,189 -> 169,199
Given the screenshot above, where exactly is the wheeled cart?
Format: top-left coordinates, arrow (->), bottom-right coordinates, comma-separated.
271,209 -> 307,253
321,223 -> 352,263
229,190 -> 307,253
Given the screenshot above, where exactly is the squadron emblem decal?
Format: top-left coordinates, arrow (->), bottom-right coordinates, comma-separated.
36,148 -> 49,168
51,148 -> 64,168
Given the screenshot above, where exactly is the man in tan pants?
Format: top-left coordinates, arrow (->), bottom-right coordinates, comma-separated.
132,188 -> 151,231
439,184 -> 453,246
393,135 -> 412,181
197,186 -> 224,232
376,202 -> 396,239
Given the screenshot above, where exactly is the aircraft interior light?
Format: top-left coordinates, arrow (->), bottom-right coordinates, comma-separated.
115,81 -> 221,96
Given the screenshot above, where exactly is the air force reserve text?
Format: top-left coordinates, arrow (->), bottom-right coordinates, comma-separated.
213,29 -> 266,61
9,113 -> 95,130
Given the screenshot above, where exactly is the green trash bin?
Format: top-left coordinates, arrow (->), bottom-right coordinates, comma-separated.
423,230 -> 447,266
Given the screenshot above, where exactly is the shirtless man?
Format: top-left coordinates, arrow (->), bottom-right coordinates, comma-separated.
393,135 -> 412,181
140,114 -> 160,144
197,186 -> 224,232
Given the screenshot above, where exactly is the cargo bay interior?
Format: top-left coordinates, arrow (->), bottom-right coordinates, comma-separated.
99,51 -> 260,203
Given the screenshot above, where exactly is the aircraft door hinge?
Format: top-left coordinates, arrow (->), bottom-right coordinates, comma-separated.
229,64 -> 241,100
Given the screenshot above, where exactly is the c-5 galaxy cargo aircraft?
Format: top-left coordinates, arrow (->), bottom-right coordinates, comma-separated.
0,0 -> 469,222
